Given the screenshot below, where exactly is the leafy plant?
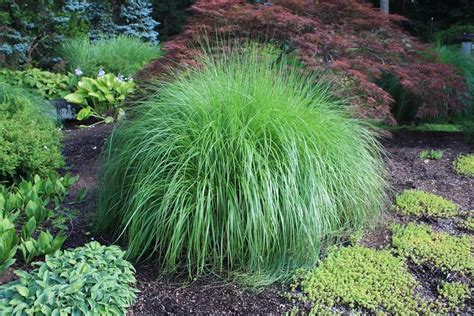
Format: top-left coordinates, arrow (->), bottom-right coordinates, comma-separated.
391,223 -> 474,274
144,0 -> 468,123
294,246 -> 426,313
0,68 -> 76,100
96,45 -> 389,285
65,73 -> 135,123
61,35 -> 161,77
438,281 -> 470,310
0,213 -> 18,274
419,150 -> 444,160
20,230 -> 66,264
0,173 -> 78,271
453,154 -> 474,176
0,84 -> 63,181
459,216 -> 474,231
394,190 -> 458,218
0,242 -> 138,315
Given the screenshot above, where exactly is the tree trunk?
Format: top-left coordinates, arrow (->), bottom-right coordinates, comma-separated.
380,0 -> 389,14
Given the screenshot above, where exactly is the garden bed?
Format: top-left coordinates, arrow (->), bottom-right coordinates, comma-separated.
40,126 -> 470,314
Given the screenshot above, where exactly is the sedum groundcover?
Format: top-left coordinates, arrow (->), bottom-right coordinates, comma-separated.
95,45 -> 389,285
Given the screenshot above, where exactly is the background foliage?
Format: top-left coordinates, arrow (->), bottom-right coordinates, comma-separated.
140,0 -> 468,124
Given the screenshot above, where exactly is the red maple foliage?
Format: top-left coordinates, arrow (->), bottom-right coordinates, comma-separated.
141,0 -> 468,123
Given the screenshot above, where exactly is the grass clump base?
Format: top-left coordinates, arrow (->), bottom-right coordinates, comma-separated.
95,45 -> 388,285
394,190 -> 458,218
391,223 -> 473,273
454,154 -> 474,176
419,150 -> 443,160
295,246 -> 426,314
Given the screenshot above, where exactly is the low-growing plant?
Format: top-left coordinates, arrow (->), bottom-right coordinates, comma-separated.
96,45 -> 389,284
20,230 -> 66,264
0,84 -> 64,181
438,281 -> 470,310
419,150 -> 444,160
0,68 -> 76,100
459,216 -> 474,231
61,35 -> 161,77
294,246 -> 426,313
0,242 -> 138,315
394,190 -> 458,218
0,173 -> 78,272
65,73 -> 135,124
0,214 -> 18,274
453,154 -> 474,176
391,223 -> 474,274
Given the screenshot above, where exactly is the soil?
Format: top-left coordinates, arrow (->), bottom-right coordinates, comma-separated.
3,127 -> 473,314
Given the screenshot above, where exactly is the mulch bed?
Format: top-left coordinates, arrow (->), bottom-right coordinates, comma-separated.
3,126 -> 473,314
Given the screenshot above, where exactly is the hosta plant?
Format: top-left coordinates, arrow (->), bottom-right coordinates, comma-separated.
65,73 -> 135,124
0,242 -> 138,315
96,45 -> 388,285
0,68 -> 76,100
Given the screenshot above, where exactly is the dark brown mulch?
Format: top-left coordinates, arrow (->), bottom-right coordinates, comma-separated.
3,127 -> 472,314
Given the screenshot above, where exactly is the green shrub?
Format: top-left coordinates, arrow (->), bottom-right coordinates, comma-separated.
61,35 -> 161,77
419,150 -> 444,160
65,73 -> 135,124
391,223 -> 474,273
95,45 -> 389,284
0,68 -> 76,100
0,242 -> 138,315
454,154 -> 474,176
295,246 -> 425,313
438,281 -> 470,310
394,190 -> 458,218
0,84 -> 63,181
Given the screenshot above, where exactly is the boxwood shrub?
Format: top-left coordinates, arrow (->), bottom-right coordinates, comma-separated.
0,84 -> 63,181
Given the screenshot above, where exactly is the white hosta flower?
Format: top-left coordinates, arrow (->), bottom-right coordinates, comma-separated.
127,76 -> 133,82
117,74 -> 125,82
98,68 -> 105,77
74,68 -> 83,76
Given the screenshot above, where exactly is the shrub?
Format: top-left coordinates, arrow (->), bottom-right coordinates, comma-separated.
454,154 -> 474,176
294,246 -> 425,313
0,242 -> 138,315
117,0 -> 160,45
394,190 -> 458,218
0,68 -> 76,100
0,84 -> 63,181
96,45 -> 389,284
419,150 -> 444,160
61,35 -> 161,77
141,0 -> 468,124
64,73 -> 135,124
391,223 -> 474,273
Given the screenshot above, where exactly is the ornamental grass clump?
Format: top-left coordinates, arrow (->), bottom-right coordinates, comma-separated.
96,45 -> 389,284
